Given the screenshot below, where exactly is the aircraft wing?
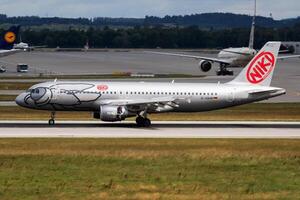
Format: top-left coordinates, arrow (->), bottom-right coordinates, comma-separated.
0,49 -> 19,57
221,49 -> 254,56
145,51 -> 230,65
278,55 -> 300,60
99,96 -> 183,111
32,45 -> 47,48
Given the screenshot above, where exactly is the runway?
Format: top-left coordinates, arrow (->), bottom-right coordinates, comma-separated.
0,121 -> 299,138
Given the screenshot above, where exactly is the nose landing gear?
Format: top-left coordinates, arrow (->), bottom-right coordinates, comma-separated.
48,111 -> 56,125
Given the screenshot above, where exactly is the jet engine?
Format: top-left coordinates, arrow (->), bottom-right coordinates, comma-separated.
198,60 -> 212,72
94,105 -> 128,122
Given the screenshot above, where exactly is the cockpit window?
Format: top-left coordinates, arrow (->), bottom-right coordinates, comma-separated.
29,88 -> 41,94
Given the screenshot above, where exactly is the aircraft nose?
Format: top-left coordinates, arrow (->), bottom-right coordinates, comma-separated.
15,93 -> 26,107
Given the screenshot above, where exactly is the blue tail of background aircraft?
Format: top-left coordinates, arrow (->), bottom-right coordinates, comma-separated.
0,26 -> 20,50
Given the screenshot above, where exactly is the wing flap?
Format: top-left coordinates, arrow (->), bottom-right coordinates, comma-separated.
100,96 -> 178,106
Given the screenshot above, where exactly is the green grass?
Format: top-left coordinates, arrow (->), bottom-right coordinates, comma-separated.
0,103 -> 299,121
0,95 -> 17,101
0,82 -> 35,90
0,139 -> 299,199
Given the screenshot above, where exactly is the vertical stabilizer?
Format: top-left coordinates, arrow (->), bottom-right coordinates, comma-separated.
229,42 -> 281,86
0,26 -> 20,50
248,0 -> 256,49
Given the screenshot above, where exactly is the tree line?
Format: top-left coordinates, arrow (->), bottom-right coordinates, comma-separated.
1,24 -> 300,49
1,13 -> 300,28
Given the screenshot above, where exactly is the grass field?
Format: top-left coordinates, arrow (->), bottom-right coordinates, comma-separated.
0,139 -> 299,200
0,95 -> 17,101
0,103 -> 299,121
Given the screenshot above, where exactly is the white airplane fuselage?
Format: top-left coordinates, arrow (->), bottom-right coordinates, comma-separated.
14,42 -> 29,49
16,81 -> 285,113
218,47 -> 257,67
15,42 -> 286,126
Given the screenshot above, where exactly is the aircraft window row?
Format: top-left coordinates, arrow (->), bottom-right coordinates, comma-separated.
100,91 -> 218,96
59,90 -> 218,96
59,90 -> 101,94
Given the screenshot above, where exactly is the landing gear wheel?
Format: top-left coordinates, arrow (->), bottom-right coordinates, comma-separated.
217,64 -> 234,76
216,69 -> 234,76
48,119 -> 55,125
143,118 -> 151,127
136,116 -> 144,127
49,111 -> 56,126
136,116 -> 151,127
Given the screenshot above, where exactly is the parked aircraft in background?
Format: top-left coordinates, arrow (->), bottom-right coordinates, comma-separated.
148,0 -> 300,76
13,36 -> 46,51
16,42 -> 285,127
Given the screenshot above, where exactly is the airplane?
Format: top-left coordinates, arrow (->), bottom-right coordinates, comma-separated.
0,26 -> 20,57
13,35 -> 46,51
16,41 -> 286,127
147,0 -> 300,76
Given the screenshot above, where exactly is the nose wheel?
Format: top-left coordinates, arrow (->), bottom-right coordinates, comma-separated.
136,116 -> 151,127
48,111 -> 56,125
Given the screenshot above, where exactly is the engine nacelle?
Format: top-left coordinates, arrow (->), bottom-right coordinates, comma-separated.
198,60 -> 212,72
94,105 -> 128,122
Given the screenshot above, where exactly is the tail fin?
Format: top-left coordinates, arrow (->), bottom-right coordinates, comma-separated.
248,0 -> 256,49
229,42 -> 281,87
0,26 -> 20,50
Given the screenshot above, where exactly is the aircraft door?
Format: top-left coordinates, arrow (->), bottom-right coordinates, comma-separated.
226,88 -> 235,102
51,86 -> 60,102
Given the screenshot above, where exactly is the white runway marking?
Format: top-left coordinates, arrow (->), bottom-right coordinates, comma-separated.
0,121 -> 299,139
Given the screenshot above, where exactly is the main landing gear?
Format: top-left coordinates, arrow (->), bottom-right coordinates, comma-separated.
216,64 -> 234,76
48,111 -> 56,125
136,110 -> 151,127
136,116 -> 151,127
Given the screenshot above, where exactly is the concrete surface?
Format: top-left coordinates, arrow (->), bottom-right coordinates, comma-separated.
0,121 -> 299,138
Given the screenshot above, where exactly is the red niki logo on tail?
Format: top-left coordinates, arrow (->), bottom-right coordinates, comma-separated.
246,51 -> 275,84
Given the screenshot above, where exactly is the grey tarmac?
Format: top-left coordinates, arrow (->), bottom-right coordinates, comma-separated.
0,50 -> 299,102
0,121 -> 299,139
